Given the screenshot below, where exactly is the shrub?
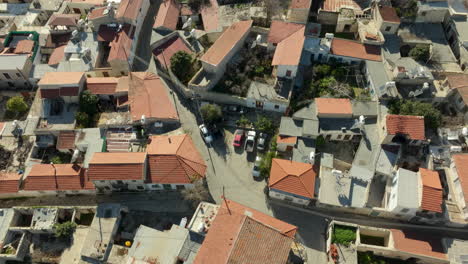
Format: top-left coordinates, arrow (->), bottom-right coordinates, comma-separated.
388,99 -> 441,130
254,116 -> 275,134
54,221 -> 77,238
409,44 -> 430,62
314,64 -> 331,79
75,111 -> 89,128
332,225 -> 356,246
170,51 -> 193,84
79,91 -> 99,116
259,151 -> 276,178
200,104 -> 222,124
6,96 -> 28,115
236,115 -> 250,127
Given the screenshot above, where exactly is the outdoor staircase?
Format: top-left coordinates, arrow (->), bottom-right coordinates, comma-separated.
106,131 -> 133,152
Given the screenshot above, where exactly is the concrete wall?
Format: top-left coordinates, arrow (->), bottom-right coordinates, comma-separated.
93,180 -> 146,191
415,8 -> 447,23
277,141 -> 295,152
0,59 -> 33,88
449,162 -> 468,220
318,10 -> 338,26
67,2 -> 96,15
287,8 -> 310,24
336,16 -> 358,33
373,8 -> 400,34
269,188 -> 311,206
387,171 -> 420,218
276,65 -> 298,79
145,183 -> 194,191
245,97 -> 288,113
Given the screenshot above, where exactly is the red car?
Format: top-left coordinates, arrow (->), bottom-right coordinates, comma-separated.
233,129 -> 245,147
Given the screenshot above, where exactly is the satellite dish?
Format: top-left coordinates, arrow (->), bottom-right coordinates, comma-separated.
27,34 -> 34,40
140,115 -> 146,124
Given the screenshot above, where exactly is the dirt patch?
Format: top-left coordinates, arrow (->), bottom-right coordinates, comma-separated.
0,145 -> 13,170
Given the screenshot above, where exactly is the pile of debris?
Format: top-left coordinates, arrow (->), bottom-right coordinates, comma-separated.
0,145 -> 13,170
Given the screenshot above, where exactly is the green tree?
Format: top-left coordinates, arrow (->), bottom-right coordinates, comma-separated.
6,96 -> 28,116
314,64 -> 331,79
53,221 -> 77,238
170,51 -> 193,84
254,116 -> 275,134
79,90 -> 99,116
259,151 -> 276,178
409,44 -> 430,62
75,111 -> 89,128
236,115 -> 250,127
200,104 -> 222,124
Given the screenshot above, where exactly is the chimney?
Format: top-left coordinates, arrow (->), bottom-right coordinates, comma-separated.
168,137 -> 171,144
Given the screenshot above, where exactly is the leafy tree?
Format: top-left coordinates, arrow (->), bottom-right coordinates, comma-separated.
259,151 -> 276,178
332,225 -> 356,246
79,90 -> 99,116
181,180 -> 210,208
170,51 -> 193,84
388,100 -> 441,129
314,64 -> 331,79
53,221 -> 77,238
358,252 -> 386,264
254,116 -> 275,134
75,111 -> 89,128
409,44 -> 430,62
236,115 -> 250,127
6,96 -> 28,115
200,104 -> 222,124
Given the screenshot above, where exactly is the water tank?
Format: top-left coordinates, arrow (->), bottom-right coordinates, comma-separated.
325,33 -> 334,39
450,146 -> 462,153
462,127 -> 468,136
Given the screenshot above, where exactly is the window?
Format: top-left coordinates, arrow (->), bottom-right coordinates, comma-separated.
120,71 -> 126,76
104,186 -> 111,190
421,11 -> 426,16
274,105 -> 279,109
401,208 -> 409,213
284,196 -> 293,202
458,97 -> 463,103
384,26 -> 392,32
100,180 -> 106,183
16,73 -> 21,78
343,135 -> 350,140
136,186 -> 144,190
325,135 -> 331,140
3,73 -> 11,79
286,70 -> 292,77
132,180 -> 137,182
103,72 -> 110,77
152,184 -> 160,188
337,135 -> 342,140
176,185 -> 185,190
163,184 -> 172,190
116,180 -> 124,184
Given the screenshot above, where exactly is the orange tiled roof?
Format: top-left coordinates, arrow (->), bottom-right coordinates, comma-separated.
331,38 -> 381,61
193,199 -> 297,264
88,152 -> 147,181
152,36 -> 193,70
108,26 -> 133,62
154,0 -> 180,30
201,20 -> 252,66
268,20 -> 305,44
386,114 -> 425,140
276,135 -> 297,144
128,72 -> 179,121
14,40 -> 35,54
38,72 -> 84,86
0,172 -> 21,193
147,134 -> 206,184
88,7 -> 107,20
48,45 -> 66,65
290,0 -> 311,9
48,14 -> 80,26
23,164 -> 83,191
269,158 -> 317,199
453,154 -> 468,206
315,98 -> 352,115
272,27 -> 305,66
379,6 -> 400,23
56,131 -> 76,150
391,229 -> 447,260
323,0 -> 363,12
419,168 -> 443,213
116,0 -> 144,20
86,77 -> 119,95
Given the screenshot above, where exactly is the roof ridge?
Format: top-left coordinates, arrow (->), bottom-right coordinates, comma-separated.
298,172 -> 314,198
225,215 -> 247,263
175,134 -> 187,154
269,159 -> 289,186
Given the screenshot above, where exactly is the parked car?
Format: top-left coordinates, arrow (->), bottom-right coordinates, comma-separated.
199,124 -> 213,144
245,131 -> 256,152
252,156 -> 262,178
223,104 -> 245,114
257,133 -> 268,151
233,129 -> 245,147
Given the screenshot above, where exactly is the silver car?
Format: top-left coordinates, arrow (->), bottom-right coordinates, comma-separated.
252,156 -> 262,178
199,124 -> 213,144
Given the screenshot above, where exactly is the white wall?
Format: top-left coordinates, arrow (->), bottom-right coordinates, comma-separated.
386,171 -> 419,218
245,97 -> 288,113
449,162 -> 468,219
93,180 -> 146,191
145,183 -> 194,191
269,189 -> 310,205
276,65 -> 298,79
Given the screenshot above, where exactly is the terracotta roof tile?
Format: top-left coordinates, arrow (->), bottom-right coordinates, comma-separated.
272,27 -> 305,66
268,20 -> 305,44
48,14 -> 80,26
116,76 -> 130,93
154,0 -> 180,30
153,36 -> 193,69
108,26 -> 133,62
269,158 -> 317,198
331,38 -> 381,61
201,20 -> 252,66
323,0 -> 363,13
0,172 -> 21,194
86,77 -> 119,95
116,0 -> 144,20
128,72 -> 179,121
44,32 -> 71,48
88,152 -> 147,181
276,135 -> 297,144
315,98 -> 352,115
56,131 -> 76,150
290,0 -> 311,9
386,114 -> 425,140
453,154 -> 468,206
379,6 -> 400,23
147,134 -> 206,184
88,7 -> 107,20
391,229 -> 447,260
38,72 -> 84,86
23,164 -> 83,191
194,199 -> 297,264
48,45 -> 66,65
201,0 -> 219,32
419,168 -> 443,213
445,74 -> 468,104
14,40 -> 34,54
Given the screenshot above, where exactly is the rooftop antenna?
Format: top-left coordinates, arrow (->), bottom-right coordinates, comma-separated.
222,186 -> 231,215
